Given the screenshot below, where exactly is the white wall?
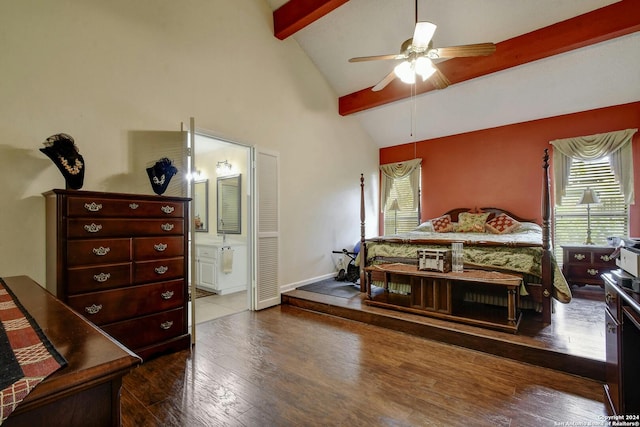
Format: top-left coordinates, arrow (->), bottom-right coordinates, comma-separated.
0,0 -> 379,288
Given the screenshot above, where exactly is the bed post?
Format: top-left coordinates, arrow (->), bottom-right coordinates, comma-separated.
541,149 -> 552,324
359,173 -> 367,292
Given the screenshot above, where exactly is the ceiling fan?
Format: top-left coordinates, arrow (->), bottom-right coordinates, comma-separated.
349,1 -> 496,92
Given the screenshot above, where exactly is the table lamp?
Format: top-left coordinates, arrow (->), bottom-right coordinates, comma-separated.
578,188 -> 600,245
389,199 -> 400,234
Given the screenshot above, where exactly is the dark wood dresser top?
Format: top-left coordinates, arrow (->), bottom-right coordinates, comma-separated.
3,275 -> 141,419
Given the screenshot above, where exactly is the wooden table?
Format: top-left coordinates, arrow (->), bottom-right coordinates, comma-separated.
2,276 -> 141,427
365,263 -> 523,333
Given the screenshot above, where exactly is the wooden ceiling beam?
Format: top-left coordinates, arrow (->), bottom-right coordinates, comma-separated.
338,0 -> 640,116
273,0 -> 350,40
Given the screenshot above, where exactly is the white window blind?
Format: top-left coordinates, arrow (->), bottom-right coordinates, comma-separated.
383,174 -> 420,234
554,157 -> 628,264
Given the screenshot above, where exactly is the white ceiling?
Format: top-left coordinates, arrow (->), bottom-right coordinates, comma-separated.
266,0 -> 640,147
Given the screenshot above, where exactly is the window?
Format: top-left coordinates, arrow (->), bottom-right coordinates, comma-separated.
383,174 -> 420,234
554,157 -> 628,264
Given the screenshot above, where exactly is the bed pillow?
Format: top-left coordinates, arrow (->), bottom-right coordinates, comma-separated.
413,221 -> 434,232
485,213 -> 521,234
431,215 -> 454,233
456,212 -> 490,232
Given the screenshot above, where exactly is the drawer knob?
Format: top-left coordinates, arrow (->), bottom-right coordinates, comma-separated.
154,243 -> 168,252
587,268 -> 598,276
92,246 -> 110,256
84,223 -> 102,233
85,304 -> 103,315
605,292 -> 616,304
160,321 -> 174,330
161,290 -> 174,300
161,223 -> 174,232
84,202 -> 103,212
573,253 -> 586,261
93,273 -> 111,283
129,203 -> 139,210
155,266 -> 169,274
600,254 -> 613,262
161,205 -> 175,214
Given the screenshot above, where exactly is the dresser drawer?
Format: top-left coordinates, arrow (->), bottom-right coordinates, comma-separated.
67,197 -> 184,218
101,307 -> 186,351
134,236 -> 184,260
67,262 -> 132,294
67,238 -> 131,266
134,257 -> 185,284
565,265 -> 605,282
605,281 -> 621,319
68,218 -> 184,238
565,248 -> 594,264
68,279 -> 185,325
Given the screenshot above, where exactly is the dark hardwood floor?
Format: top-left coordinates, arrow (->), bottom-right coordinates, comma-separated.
284,282 -> 607,381
121,293 -> 607,426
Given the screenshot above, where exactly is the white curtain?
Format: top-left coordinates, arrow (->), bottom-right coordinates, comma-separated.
379,158 -> 422,212
549,129 -> 637,205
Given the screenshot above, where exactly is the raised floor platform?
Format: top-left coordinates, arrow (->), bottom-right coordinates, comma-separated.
283,281 -> 605,382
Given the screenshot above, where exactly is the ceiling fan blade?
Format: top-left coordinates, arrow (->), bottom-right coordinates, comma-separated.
412,21 -> 437,50
372,70 -> 397,92
429,63 -> 450,90
427,43 -> 496,59
349,53 -> 406,63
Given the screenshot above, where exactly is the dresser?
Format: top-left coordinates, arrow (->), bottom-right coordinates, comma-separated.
3,275 -> 140,427
602,273 -> 640,416
561,244 -> 616,288
44,189 -> 191,361
196,242 -> 247,295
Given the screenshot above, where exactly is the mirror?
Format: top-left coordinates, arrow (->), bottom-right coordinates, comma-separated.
193,180 -> 208,232
217,174 -> 241,234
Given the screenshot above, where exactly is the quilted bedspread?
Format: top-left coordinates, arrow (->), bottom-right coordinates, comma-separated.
357,224 -> 571,303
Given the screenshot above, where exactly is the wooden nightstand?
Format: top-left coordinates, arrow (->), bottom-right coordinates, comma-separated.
561,244 -> 617,288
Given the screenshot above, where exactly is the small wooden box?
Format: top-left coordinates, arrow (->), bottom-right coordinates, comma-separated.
418,249 -> 452,273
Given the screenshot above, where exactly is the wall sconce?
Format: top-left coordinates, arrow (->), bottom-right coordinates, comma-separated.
187,170 -> 204,181
216,160 -> 232,176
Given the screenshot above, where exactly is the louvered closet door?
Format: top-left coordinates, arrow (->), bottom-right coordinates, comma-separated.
254,148 -> 280,310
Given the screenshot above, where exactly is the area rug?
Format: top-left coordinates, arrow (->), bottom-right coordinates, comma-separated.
297,278 -> 360,298
0,278 -> 67,424
195,287 -> 216,299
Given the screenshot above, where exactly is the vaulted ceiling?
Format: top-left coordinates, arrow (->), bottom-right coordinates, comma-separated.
266,0 -> 640,147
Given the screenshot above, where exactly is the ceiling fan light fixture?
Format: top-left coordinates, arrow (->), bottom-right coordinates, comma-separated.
412,22 -> 437,51
394,61 -> 415,84
414,56 -> 435,81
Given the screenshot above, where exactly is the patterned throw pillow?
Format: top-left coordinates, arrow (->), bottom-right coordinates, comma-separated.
456,212 -> 490,232
431,215 -> 454,233
485,213 -> 521,234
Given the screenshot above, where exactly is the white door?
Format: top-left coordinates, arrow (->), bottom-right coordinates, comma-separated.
253,148 -> 280,310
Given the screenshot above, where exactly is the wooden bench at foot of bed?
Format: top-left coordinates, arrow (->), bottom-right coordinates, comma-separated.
365,263 -> 523,333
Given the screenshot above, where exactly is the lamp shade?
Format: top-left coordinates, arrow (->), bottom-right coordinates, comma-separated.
389,199 -> 400,211
578,188 -> 600,205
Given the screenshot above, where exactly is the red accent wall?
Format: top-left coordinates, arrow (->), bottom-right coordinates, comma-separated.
379,101 -> 640,236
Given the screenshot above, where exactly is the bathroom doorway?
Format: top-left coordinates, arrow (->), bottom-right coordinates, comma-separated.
191,132 -> 252,325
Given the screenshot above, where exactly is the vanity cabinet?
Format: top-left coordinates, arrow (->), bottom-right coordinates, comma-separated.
44,189 -> 191,361
196,243 -> 247,295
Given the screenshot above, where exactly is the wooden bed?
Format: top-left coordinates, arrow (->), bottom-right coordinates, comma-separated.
358,149 -> 561,324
